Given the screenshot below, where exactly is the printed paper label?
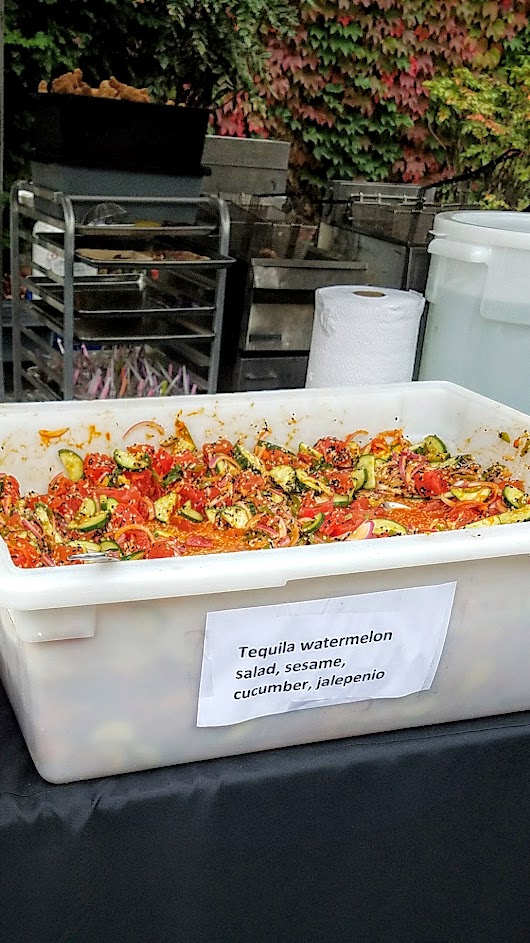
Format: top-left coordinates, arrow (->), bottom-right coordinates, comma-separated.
197,582 -> 456,727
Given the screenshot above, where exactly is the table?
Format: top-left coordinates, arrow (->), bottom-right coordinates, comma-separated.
1,681 -> 530,943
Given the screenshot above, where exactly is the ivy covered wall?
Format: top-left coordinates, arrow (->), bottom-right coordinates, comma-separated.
215,0 -> 529,184
3,0 -> 529,196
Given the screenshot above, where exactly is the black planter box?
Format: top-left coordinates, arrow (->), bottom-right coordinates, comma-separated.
29,94 -> 210,175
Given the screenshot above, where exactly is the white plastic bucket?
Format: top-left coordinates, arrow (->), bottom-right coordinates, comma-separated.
419,211 -> 530,412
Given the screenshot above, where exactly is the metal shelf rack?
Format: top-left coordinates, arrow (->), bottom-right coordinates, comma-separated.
9,183 -> 232,401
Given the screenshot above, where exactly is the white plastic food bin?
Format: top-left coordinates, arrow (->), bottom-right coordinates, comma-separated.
1,382 -> 530,783
419,211 -> 530,413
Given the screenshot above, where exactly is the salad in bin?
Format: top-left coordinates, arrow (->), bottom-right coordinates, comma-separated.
0,419 -> 529,568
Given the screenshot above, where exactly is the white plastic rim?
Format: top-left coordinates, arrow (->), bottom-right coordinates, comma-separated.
0,380 -> 529,612
432,210 -> 530,250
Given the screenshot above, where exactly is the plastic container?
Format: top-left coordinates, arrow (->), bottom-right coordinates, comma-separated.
31,162 -> 206,224
1,382 -> 530,783
29,94 -> 209,175
419,211 -> 530,413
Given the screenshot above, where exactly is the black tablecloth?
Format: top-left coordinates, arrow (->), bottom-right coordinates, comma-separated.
1,680 -> 530,943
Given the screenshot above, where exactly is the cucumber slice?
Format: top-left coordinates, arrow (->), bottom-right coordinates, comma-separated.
451,486 -> 491,503
154,493 -> 177,523
333,494 -> 352,507
372,518 -> 408,536
357,455 -> 376,489
424,435 -> 449,459
123,550 -> 145,561
351,468 -> 367,492
179,501 -> 204,523
464,515 -> 500,529
301,512 -> 325,534
233,444 -> 266,473
215,457 -> 241,476
34,502 -> 56,536
220,504 -> 253,529
257,440 -> 294,455
298,443 -> 322,460
290,494 -> 302,515
67,540 -> 101,553
465,507 -> 530,528
78,497 -> 97,518
113,449 -> 150,471
99,539 -> 121,552
295,468 -> 328,493
269,465 -> 297,493
498,507 -> 530,524
171,422 -> 196,454
503,485 -> 526,509
58,449 -> 84,482
163,466 -> 183,486
100,496 -> 119,513
204,507 -> 218,523
68,510 -> 110,533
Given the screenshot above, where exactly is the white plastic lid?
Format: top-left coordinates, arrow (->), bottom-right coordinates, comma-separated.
432,210 -> 530,250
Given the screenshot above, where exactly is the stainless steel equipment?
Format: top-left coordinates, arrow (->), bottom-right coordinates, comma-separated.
219,200 -> 367,392
240,258 -> 366,353
319,181 -> 464,295
202,137 -> 290,199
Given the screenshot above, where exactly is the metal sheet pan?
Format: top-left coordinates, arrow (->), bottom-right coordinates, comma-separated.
26,305 -> 215,344
39,233 -> 234,269
75,223 -> 216,238
24,275 -> 215,319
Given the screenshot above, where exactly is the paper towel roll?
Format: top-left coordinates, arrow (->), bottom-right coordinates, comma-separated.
306,286 -> 425,389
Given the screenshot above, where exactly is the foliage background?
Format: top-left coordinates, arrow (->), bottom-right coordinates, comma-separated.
3,0 -> 530,198
3,0 -> 296,188
215,0 -> 529,188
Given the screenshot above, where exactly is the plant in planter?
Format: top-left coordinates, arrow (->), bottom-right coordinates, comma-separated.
3,0 -> 297,181
425,59 -> 530,210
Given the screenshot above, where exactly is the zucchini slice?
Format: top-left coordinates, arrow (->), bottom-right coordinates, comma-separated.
179,501 -> 204,523
113,449 -> 150,471
503,485 -> 526,509
269,465 -> 297,493
233,444 -> 266,473
451,486 -> 491,503
68,510 -> 110,533
58,449 -> 84,482
154,494 -> 178,523
301,512 -> 325,534
372,518 -> 408,536
356,455 -> 376,489
220,504 -> 253,529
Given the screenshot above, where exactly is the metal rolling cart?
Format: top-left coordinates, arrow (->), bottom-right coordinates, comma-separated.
9,183 -> 232,401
